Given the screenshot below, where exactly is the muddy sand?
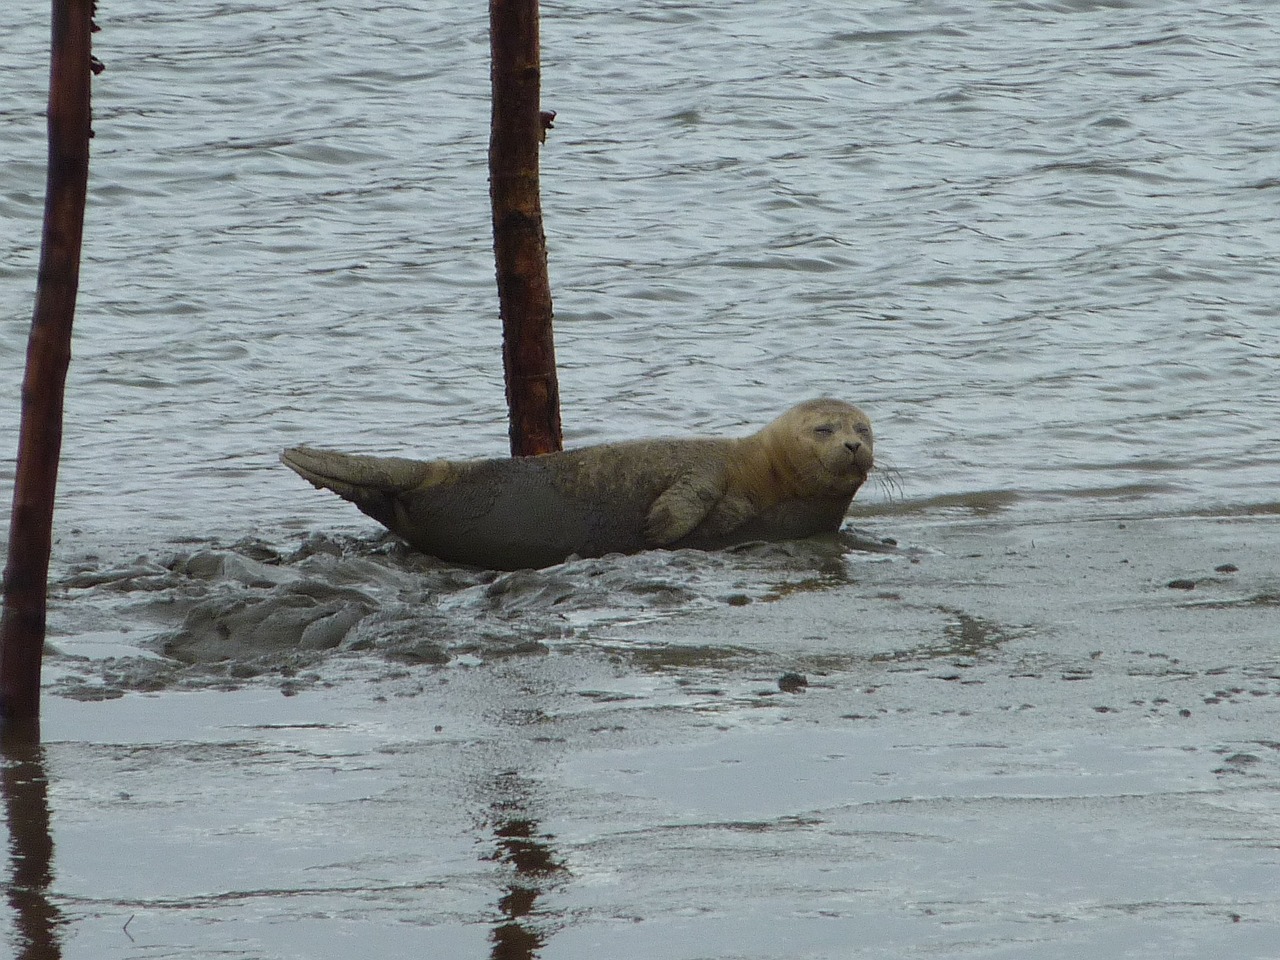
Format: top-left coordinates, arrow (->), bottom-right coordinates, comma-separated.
6,507 -> 1280,959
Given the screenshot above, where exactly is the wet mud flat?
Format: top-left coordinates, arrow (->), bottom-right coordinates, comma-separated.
8,509 -> 1280,959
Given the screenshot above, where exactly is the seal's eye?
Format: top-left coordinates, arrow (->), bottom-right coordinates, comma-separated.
855,424 -> 872,439
813,425 -> 834,438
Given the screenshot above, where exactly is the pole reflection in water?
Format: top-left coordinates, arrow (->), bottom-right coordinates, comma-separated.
487,771 -> 567,960
1,730 -> 63,960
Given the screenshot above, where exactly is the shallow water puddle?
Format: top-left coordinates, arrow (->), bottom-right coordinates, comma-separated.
556,725 -> 1218,823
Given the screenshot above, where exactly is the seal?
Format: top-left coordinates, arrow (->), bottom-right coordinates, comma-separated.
281,398 -> 873,570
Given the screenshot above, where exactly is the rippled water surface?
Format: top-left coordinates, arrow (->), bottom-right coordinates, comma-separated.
2,0 -> 1278,555
4,4 -> 1280,959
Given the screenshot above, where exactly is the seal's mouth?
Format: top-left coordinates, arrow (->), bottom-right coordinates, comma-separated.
835,444 -> 873,475
813,456 -> 871,496
819,447 -> 873,495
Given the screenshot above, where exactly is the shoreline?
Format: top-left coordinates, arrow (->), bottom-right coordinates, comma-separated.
11,510 -> 1278,958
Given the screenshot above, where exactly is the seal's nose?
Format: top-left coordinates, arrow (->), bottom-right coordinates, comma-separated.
844,441 -> 861,454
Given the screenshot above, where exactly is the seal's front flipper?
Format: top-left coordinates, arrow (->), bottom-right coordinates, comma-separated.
644,471 -> 725,546
685,493 -> 757,544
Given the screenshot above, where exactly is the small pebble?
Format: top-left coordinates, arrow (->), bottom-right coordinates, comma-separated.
778,672 -> 808,693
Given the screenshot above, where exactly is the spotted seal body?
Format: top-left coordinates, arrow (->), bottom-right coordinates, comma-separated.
281,398 -> 873,570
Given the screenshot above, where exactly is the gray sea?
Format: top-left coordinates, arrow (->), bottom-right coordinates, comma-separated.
3,0 -> 1277,553
2,2 -> 1279,959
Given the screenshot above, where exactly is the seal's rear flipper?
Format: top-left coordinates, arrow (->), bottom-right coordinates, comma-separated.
281,447 -> 431,502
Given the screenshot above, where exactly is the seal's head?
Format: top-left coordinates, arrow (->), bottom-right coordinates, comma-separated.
757,398 -> 874,498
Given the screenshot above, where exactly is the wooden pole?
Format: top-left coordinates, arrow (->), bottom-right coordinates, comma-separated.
489,0 -> 563,457
0,0 -> 96,729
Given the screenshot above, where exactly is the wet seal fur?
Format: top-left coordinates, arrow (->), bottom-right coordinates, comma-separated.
281,398 -> 873,570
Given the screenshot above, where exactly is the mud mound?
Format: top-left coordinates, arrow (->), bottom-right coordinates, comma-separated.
45,529 -> 907,697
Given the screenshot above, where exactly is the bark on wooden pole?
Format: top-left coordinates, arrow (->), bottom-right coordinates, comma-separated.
489,0 -> 563,457
0,0 -> 96,729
